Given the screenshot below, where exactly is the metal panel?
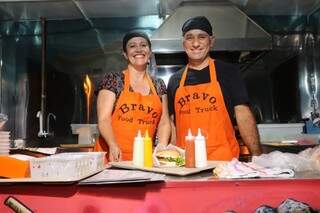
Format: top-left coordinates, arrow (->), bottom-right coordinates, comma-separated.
0,1 -> 83,21
77,0 -> 159,18
151,2 -> 272,52
298,33 -> 320,120
0,0 -> 320,22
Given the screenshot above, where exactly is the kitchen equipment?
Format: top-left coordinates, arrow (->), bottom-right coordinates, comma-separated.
70,124 -> 98,145
304,120 -> 320,134
0,113 -> 7,130
13,139 -> 25,149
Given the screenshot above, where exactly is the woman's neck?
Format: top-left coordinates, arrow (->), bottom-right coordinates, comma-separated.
128,64 -> 147,82
127,64 -> 150,95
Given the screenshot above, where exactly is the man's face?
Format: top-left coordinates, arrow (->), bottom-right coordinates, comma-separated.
183,29 -> 213,62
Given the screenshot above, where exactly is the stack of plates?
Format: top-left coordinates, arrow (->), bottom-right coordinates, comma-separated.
0,131 -> 10,155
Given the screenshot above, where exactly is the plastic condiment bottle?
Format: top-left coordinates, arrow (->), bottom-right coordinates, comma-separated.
185,129 -> 195,168
143,130 -> 153,168
194,128 -> 207,168
132,130 -> 144,167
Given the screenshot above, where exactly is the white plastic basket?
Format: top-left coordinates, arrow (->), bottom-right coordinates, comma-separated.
257,123 -> 305,142
30,152 -> 105,179
55,152 -> 105,171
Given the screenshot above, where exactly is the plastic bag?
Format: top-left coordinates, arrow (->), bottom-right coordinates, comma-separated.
252,151 -> 315,172
299,145 -> 320,170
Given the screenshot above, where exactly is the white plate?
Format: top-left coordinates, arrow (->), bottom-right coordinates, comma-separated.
0,142 -> 11,147
0,148 -> 9,150
0,148 -> 9,151
0,143 -> 10,145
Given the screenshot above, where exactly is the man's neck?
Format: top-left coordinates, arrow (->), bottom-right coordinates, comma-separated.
188,56 -> 210,70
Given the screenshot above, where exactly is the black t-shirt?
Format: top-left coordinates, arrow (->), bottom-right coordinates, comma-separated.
167,59 -> 249,123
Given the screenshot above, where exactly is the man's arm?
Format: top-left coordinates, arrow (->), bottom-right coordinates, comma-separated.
234,105 -> 262,156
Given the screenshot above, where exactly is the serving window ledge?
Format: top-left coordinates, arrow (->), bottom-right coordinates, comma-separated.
0,170 -> 320,212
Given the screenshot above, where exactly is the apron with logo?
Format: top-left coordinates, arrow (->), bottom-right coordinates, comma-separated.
174,58 -> 239,160
94,69 -> 162,160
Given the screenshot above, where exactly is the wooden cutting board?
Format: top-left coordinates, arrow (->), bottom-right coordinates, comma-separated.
110,160 -> 227,176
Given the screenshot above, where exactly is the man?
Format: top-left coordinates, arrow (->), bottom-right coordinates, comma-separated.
167,16 -> 262,160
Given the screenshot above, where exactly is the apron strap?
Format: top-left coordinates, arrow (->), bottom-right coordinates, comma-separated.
123,69 -> 130,91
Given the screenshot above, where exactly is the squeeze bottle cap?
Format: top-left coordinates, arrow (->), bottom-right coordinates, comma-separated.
185,128 -> 194,141
135,130 -> 143,140
196,128 -> 205,140
144,130 -> 151,141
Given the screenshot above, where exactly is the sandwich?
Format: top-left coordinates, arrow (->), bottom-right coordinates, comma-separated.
155,149 -> 185,167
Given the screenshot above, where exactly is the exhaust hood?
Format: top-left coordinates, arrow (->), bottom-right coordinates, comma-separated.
151,2 -> 272,53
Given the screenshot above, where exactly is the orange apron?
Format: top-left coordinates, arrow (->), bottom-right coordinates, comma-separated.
94,69 -> 162,160
174,58 -> 239,160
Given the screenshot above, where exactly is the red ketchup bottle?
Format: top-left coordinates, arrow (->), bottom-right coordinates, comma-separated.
185,128 -> 195,168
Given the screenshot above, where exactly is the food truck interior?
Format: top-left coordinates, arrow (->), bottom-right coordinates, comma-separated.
0,0 -> 320,148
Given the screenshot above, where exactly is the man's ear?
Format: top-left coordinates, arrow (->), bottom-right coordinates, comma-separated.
122,51 -> 128,60
210,36 -> 215,48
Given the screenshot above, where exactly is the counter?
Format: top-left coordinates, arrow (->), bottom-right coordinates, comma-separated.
1,170 -> 320,213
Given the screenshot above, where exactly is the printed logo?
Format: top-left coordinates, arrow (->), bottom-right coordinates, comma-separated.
119,103 -> 158,118
177,92 -> 217,114
178,92 -> 216,108
116,103 -> 159,125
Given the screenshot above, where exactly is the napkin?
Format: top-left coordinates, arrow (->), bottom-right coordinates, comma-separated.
213,158 -> 294,179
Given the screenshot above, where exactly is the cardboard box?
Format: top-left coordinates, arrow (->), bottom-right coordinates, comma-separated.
0,156 -> 30,178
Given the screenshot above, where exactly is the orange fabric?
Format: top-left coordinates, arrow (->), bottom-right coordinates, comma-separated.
94,69 -> 162,160
174,58 -> 239,160
0,156 -> 30,178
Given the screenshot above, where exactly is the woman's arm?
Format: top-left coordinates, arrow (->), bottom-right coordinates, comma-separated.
97,89 -> 122,161
169,115 -> 177,145
156,94 -> 171,146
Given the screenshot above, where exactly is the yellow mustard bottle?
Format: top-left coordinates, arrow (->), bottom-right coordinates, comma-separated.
143,130 -> 153,168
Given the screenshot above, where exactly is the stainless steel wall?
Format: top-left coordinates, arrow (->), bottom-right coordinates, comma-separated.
1,17 -> 320,146
243,33 -> 320,123
298,33 -> 320,120
0,34 -> 127,146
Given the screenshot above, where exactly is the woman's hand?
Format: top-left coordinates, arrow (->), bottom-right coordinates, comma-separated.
109,144 -> 122,162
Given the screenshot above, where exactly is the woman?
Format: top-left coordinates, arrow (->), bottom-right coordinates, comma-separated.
94,31 -> 171,162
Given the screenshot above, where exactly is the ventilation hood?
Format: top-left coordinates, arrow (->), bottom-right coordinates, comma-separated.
151,2 -> 272,53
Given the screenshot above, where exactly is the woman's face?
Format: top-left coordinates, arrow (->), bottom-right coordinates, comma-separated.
124,37 -> 151,68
